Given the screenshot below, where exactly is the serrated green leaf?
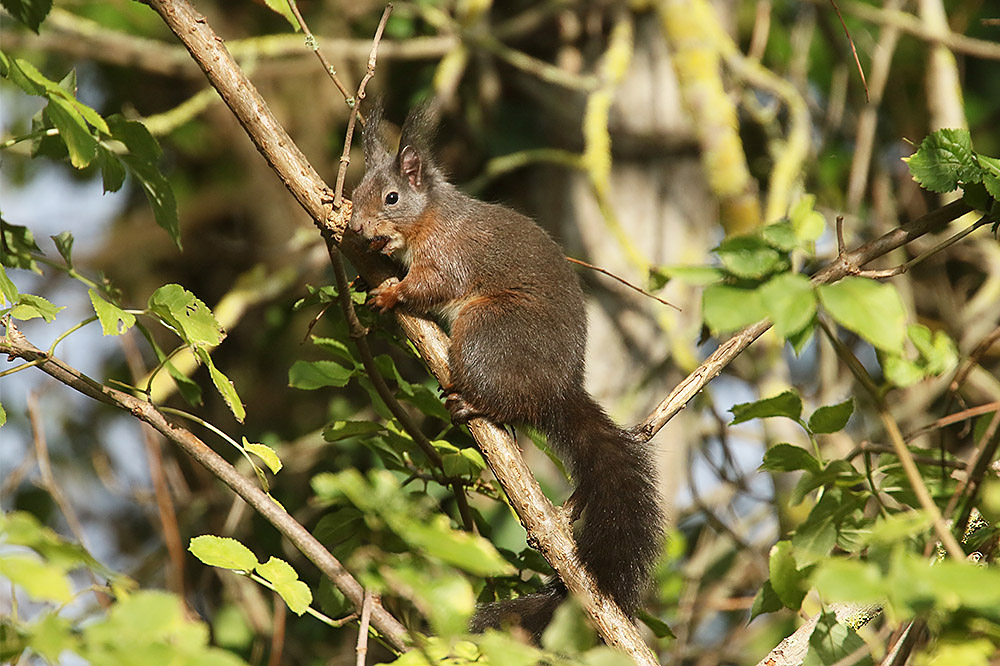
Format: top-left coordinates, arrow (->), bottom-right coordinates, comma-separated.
148,284 -> 225,347
768,541 -> 808,611
46,96 -> 97,168
288,360 -> 353,390
189,535 -> 257,572
908,324 -> 958,375
808,399 -> 854,434
256,556 -> 298,584
322,420 -> 383,441
760,443 -> 821,473
0,402 -> 6,427
0,0 -> 53,32
88,289 -> 136,336
905,128 -> 980,193
715,235 -> 786,278
731,390 -> 803,425
243,440 -> 282,475
759,272 -> 816,337
978,154 -> 1000,199
702,284 -> 766,334
0,554 -> 72,602
10,293 -> 63,322
196,347 -> 245,423
818,277 -> 906,353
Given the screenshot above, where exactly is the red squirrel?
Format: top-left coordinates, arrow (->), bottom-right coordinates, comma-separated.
348,105 -> 663,639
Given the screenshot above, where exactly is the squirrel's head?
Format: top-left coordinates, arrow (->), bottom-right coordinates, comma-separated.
349,104 -> 442,260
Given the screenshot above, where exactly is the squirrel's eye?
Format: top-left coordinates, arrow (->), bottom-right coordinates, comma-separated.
384,191 -> 399,205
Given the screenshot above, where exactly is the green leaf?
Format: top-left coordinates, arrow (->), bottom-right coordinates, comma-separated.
322,420 -> 383,442
760,220 -> 798,251
50,231 -> 74,268
88,289 -> 136,336
749,580 -> 783,622
907,324 -> 958,375
26,613 -> 77,662
0,554 -> 72,602
262,0 -> 299,29
731,390 -> 802,425
45,96 -> 98,168
789,195 -> 826,243
196,347 -> 245,423
395,514 -> 515,577
256,557 -> 311,615
164,357 -> 203,406
904,128 -> 980,193
385,564 -> 474,638
0,265 -> 19,305
0,402 -> 6,427
768,541 -> 808,611
977,153 -> 1000,199
714,234 -> 786,279
812,558 -> 885,604
10,293 -> 63,322
244,440 -> 282,475
760,443 -> 821,473
702,284 -> 766,334
808,399 -> 854,434
650,265 -> 725,287
288,360 -> 353,390
637,611 -> 676,639
758,272 -> 816,337
119,151 -> 180,248
188,535 -> 258,572
817,277 -> 906,353
0,0 -> 53,33
147,284 -> 225,347
95,145 -> 127,193
1,220 -> 42,272
882,355 -> 926,387
804,611 -> 872,666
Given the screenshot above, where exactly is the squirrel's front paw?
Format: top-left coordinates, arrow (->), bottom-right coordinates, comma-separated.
369,278 -> 401,312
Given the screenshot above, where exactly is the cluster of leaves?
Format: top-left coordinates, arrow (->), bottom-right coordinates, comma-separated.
729,386 -> 1000,663
0,53 -> 180,246
0,512 -> 249,666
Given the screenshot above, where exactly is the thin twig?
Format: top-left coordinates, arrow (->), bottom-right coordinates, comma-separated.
333,4 -> 393,208
268,590 -> 287,666
567,256 -> 681,311
285,0 -> 356,104
27,392 -> 112,610
903,401 -> 1000,441
827,0 -> 870,101
356,590 -> 374,666
817,317 -> 965,561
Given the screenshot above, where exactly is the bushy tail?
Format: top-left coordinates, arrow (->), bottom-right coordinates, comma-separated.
472,391 -> 663,638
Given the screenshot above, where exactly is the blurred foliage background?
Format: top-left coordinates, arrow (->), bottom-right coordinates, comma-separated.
2,0 -> 999,664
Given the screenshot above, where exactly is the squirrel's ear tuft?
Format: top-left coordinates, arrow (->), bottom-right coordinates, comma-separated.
398,103 -> 439,159
399,145 -> 424,189
362,100 -> 392,170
